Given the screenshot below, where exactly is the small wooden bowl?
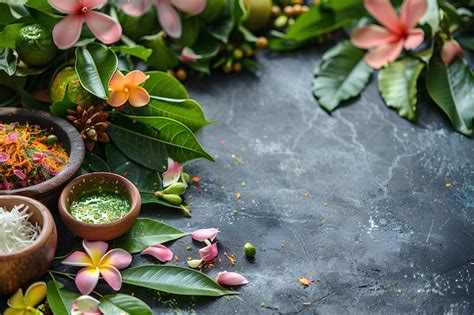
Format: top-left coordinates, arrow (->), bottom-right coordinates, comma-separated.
0,108 -> 85,209
0,196 -> 57,295
58,172 -> 141,241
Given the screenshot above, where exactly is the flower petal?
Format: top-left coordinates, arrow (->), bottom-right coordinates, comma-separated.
180,47 -> 201,62
99,265 -> 123,291
162,158 -> 182,187
156,0 -> 182,38
107,90 -> 129,107
62,251 -> 94,267
125,70 -> 148,85
121,0 -> 154,17
109,70 -> 127,90
187,259 -> 203,268
400,0 -> 427,29
364,40 -> 404,69
199,242 -> 218,262
84,11 -> 122,44
24,282 -> 47,308
99,248 -> 132,269
128,86 -> 150,107
82,0 -> 107,10
83,240 -> 108,265
216,271 -> 249,286
192,228 -> 219,242
75,267 -> 100,295
141,244 -> 174,262
52,14 -> 84,50
71,295 -> 101,313
404,28 -> 424,50
7,289 -> 25,308
47,0 -> 81,14
364,0 -> 402,34
351,25 -> 399,49
441,39 -> 464,65
171,0 -> 207,14
4,308 -> 25,315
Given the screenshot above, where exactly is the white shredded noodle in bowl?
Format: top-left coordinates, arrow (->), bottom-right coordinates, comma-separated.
0,204 -> 42,254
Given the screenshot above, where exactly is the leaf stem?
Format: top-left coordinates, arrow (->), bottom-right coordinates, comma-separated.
48,270 -> 76,281
180,204 -> 192,217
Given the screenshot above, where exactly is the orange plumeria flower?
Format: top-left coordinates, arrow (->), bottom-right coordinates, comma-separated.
107,70 -> 150,107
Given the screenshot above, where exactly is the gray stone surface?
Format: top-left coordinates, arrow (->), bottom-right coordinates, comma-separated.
2,47 -> 473,314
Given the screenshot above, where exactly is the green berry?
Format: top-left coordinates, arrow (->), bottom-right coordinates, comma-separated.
44,134 -> 59,144
244,242 -> 256,257
233,49 -> 243,59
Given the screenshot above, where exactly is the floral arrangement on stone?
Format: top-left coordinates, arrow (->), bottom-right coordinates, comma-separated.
268,0 -> 474,137
4,220 -> 250,314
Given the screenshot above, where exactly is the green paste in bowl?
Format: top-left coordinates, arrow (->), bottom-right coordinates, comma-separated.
69,191 -> 130,224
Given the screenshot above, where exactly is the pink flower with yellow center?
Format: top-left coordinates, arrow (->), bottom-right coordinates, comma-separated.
351,0 -> 427,69
48,0 -> 122,49
121,0 -> 207,38
107,70 -> 150,108
62,240 -> 132,295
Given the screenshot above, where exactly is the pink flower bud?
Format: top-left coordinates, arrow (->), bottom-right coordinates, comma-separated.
441,39 -> 464,65
216,271 -> 249,286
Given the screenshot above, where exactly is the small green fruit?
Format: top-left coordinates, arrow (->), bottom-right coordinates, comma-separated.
233,49 -> 243,60
182,172 -> 191,184
157,193 -> 183,206
44,134 -> 59,145
243,0 -> 273,31
161,182 -> 187,195
244,242 -> 256,257
16,24 -> 57,67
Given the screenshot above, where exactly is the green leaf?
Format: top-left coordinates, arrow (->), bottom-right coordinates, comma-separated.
0,4 -> 18,25
426,56 -> 474,137
75,43 -> 118,100
420,0 -> 440,33
0,48 -> 17,75
143,71 -> 188,98
130,96 -> 211,132
108,114 -> 214,170
458,36 -> 474,51
172,16 -> 200,48
142,34 -> 179,71
113,218 -> 188,253
207,0 -> 235,43
82,151 -> 110,173
0,23 -> 24,49
378,58 -> 425,122
105,143 -> 180,207
112,45 -> 152,61
99,294 -> 152,315
312,41 -> 373,111
47,280 -> 80,315
121,265 -> 238,296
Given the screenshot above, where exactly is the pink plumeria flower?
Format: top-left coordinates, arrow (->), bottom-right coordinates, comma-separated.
121,0 -> 207,38
0,152 -> 9,162
162,158 -> 182,188
180,47 -> 201,62
62,240 -> 132,295
48,0 -> 122,49
13,170 -> 27,180
216,271 -> 249,286
351,0 -> 427,69
141,243 -> 174,263
71,295 -> 102,315
199,240 -> 218,263
441,39 -> 464,65
192,228 -> 219,242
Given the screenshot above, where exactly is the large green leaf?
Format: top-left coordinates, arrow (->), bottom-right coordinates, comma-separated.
47,280 -> 80,315
112,45 -> 152,61
312,41 -> 372,111
105,144 -> 181,207
121,265 -> 237,296
81,151 -> 110,174
143,71 -> 189,98
207,0 -> 235,43
142,34 -> 179,71
0,4 -> 17,25
0,48 -> 17,75
130,96 -> 211,132
108,114 -> 214,170
99,294 -> 152,315
113,218 -> 188,253
426,56 -> 474,137
75,43 -> 118,100
0,23 -> 24,49
378,58 -> 425,122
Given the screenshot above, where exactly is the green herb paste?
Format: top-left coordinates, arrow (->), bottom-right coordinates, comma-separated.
69,191 -> 130,224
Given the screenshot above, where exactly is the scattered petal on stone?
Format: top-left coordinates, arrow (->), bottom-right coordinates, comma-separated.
299,277 -> 314,287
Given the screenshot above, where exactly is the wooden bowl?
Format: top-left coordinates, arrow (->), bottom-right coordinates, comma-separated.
0,108 -> 85,209
58,172 -> 141,241
0,195 -> 57,295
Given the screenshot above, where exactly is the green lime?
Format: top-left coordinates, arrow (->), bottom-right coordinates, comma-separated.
50,66 -> 95,107
16,24 -> 57,67
243,0 -> 272,31
244,242 -> 256,257
118,9 -> 160,41
200,0 -> 227,23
